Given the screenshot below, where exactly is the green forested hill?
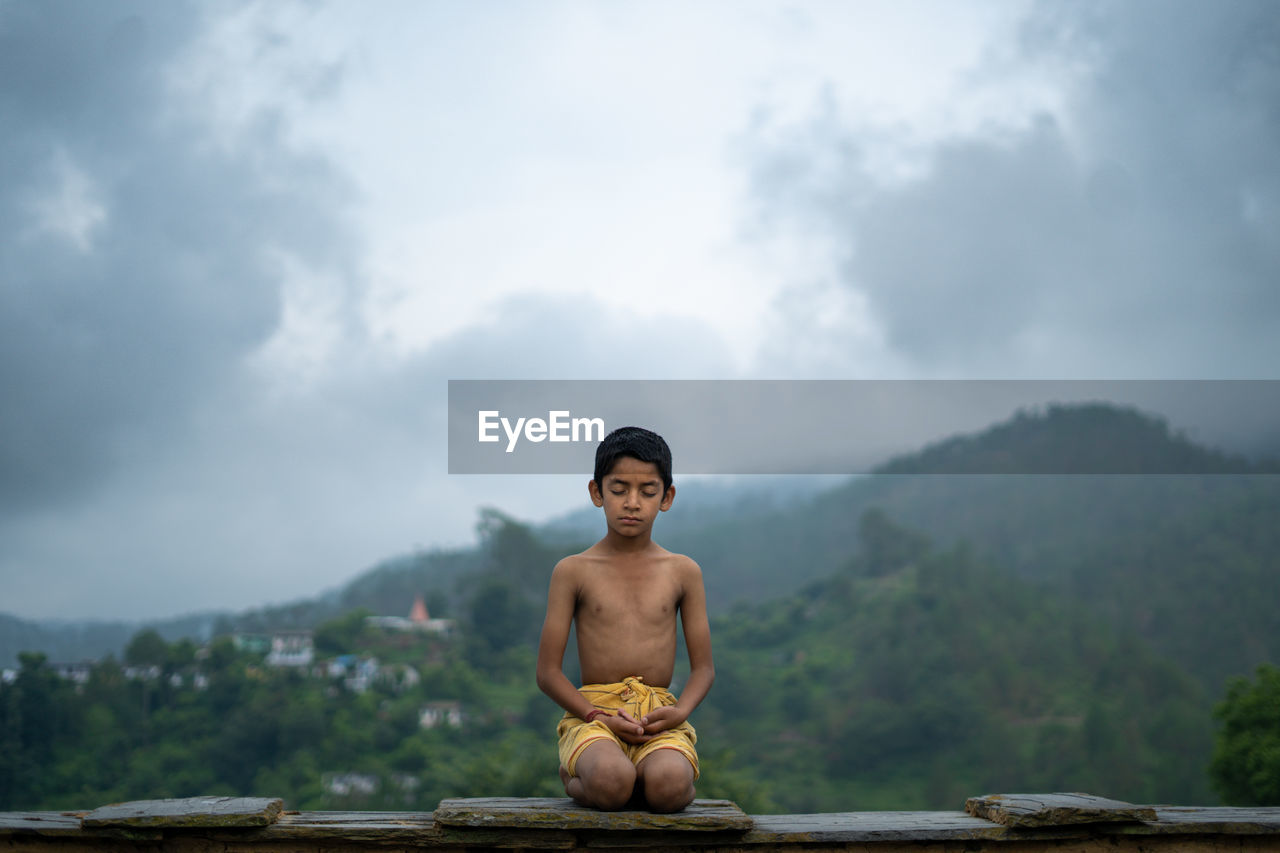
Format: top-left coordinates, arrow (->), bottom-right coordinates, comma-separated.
8,402 -> 1275,695
662,405 -> 1280,694
0,543 -> 489,669
0,508 -> 1217,813
679,473 -> 1280,693
700,511 -> 1211,810
2,402 -> 1276,812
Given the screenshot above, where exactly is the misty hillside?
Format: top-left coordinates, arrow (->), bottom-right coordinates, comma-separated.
665,404 -> 1280,692
0,483 -> 821,668
0,548 -> 485,669
0,612 -> 223,673
703,511 -> 1212,810
0,503 -> 1221,813
4,402 -> 1277,696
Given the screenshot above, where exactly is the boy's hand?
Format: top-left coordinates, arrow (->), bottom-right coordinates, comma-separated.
639,705 -> 688,734
605,709 -> 650,744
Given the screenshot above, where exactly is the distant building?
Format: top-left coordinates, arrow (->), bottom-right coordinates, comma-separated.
337,656 -> 379,693
123,664 -> 161,681
365,595 -> 455,637
322,772 -> 380,797
419,700 -> 464,729
326,654 -> 359,679
232,633 -> 272,656
51,661 -> 94,686
379,663 -> 421,692
266,630 -> 315,667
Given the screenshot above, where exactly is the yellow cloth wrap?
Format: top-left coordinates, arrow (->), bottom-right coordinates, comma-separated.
557,676 -> 699,779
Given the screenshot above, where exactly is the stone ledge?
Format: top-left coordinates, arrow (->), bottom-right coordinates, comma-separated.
2,795 -> 1279,852
966,793 -> 1158,827
434,797 -> 753,831
81,797 -> 284,829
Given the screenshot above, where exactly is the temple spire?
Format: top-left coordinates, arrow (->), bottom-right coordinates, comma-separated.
410,595 -> 429,623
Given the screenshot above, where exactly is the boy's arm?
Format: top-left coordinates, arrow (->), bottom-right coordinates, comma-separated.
644,558 -> 715,734
535,559 -> 647,742
535,560 -> 598,720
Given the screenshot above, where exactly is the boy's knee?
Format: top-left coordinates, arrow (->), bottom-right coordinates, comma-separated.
586,763 -> 636,810
639,754 -> 695,813
644,774 -> 694,813
578,748 -> 637,811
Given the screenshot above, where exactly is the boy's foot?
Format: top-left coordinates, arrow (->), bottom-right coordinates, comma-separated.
559,764 -> 572,794
559,765 -> 593,808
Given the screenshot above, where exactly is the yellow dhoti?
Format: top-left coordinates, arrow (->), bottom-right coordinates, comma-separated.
557,676 -> 699,779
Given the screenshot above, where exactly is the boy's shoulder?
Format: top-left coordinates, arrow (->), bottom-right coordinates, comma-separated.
553,541 -> 702,577
648,546 -> 702,575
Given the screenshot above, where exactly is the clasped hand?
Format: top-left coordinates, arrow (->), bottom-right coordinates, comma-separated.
602,706 -> 687,744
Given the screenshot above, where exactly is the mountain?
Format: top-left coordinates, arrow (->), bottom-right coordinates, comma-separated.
700,512 -> 1213,810
211,546 -> 486,635
4,400 -> 1275,810
0,482 -> 825,668
878,402 -> 1272,474
660,404 -> 1280,694
0,548 -> 483,669
5,402 -> 1276,697
0,612 -> 225,670
0,503 -> 1218,813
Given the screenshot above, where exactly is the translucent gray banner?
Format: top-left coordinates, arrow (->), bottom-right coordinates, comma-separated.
447,380 -> 1280,475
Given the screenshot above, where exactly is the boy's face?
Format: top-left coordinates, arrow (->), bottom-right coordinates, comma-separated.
588,456 -> 674,538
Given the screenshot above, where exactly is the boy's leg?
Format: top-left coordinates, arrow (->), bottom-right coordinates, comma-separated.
635,748 -> 695,813
562,740 -> 637,811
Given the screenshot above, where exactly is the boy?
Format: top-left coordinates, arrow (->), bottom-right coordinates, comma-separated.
536,426 -> 714,813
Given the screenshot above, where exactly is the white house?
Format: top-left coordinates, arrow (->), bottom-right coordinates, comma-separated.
419,700 -> 464,729
266,630 -> 315,667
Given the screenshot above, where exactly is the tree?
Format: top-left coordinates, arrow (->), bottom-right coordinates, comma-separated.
855,508 -> 931,577
1,653 -> 73,808
314,608 -> 373,655
125,629 -> 169,667
1210,663 -> 1280,805
476,508 -> 561,595
466,578 -> 538,665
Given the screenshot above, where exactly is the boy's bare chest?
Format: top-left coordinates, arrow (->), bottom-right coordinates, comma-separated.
576,571 -> 681,626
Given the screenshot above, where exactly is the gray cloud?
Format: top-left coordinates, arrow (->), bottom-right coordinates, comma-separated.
0,287 -> 736,619
748,0 -> 1280,378
0,0 -> 743,619
14,0 -> 1275,621
0,1 -> 356,515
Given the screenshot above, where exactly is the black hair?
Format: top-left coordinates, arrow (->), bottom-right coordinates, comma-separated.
593,426 -> 673,492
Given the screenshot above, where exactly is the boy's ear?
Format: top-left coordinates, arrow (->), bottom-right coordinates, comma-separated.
659,485 -> 675,512
588,478 -> 604,507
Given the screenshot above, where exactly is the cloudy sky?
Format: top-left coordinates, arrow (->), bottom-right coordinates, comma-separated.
2,0 -> 1277,621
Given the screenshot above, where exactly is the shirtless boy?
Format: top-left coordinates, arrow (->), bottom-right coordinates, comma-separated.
536,426 -> 714,813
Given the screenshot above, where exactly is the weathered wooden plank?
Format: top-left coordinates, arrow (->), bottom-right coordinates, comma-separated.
0,813 -> 87,836
267,811 -> 577,848
1107,807 -> 1280,835
81,797 -> 283,829
743,811 -> 1014,843
965,793 -> 1157,827
6,803 -> 1280,850
275,810 -> 432,825
433,797 -> 753,831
